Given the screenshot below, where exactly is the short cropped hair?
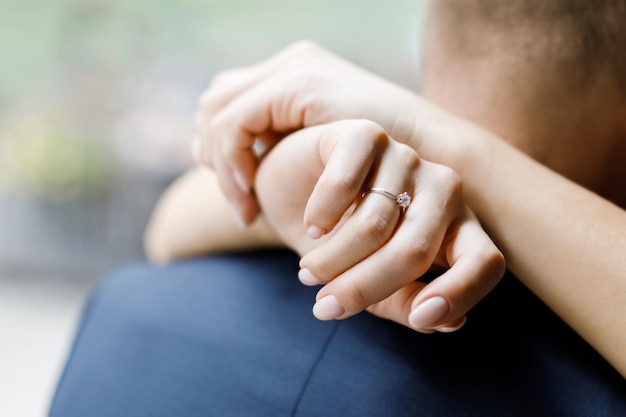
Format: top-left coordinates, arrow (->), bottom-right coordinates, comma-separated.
433,0 -> 626,92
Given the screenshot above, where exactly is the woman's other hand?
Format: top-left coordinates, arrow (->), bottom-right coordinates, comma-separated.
194,41 -> 440,226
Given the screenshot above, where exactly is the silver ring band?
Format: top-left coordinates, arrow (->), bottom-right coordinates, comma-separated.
362,188 -> 411,210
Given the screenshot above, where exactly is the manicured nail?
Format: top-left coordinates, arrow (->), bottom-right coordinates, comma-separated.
409,296 -> 449,329
228,204 -> 247,230
313,295 -> 344,321
436,316 -> 467,333
191,136 -> 202,165
298,269 -> 321,286
252,139 -> 268,157
233,169 -> 250,193
307,225 -> 325,239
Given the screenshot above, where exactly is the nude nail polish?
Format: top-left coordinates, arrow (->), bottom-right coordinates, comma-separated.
307,225 -> 324,239
409,296 -> 449,329
298,269 -> 321,286
233,169 -> 249,193
313,295 -> 344,321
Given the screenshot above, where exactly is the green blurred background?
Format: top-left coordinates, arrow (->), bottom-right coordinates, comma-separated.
0,0 -> 428,279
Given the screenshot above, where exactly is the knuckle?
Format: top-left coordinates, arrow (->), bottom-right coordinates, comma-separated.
306,214 -> 342,234
287,67 -> 320,87
352,119 -> 388,147
287,62 -> 334,91
303,257 -> 334,282
399,236 -> 431,266
404,147 -> 422,171
482,247 -> 507,281
304,205 -> 330,230
358,211 -> 394,241
299,93 -> 325,123
392,143 -> 421,172
287,40 -> 321,56
432,165 -> 463,210
463,246 -> 506,293
440,166 -> 463,197
366,300 -> 388,319
343,279 -> 370,312
321,171 -> 362,197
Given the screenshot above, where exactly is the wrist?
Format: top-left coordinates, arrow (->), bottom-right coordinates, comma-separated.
403,100 -> 487,172
403,104 -> 501,215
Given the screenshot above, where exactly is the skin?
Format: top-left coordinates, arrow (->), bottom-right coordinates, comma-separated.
253,120 -> 503,331
143,166 -> 282,262
145,11 -> 626,376
146,118 -> 506,333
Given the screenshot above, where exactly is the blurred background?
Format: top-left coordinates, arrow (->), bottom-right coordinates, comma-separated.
0,0 -> 428,415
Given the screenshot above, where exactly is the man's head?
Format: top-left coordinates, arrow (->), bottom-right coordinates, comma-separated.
420,0 -> 626,204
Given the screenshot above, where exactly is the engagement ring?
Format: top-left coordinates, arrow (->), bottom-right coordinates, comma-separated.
362,188 -> 411,211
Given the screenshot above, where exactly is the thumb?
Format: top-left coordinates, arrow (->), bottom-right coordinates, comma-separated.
366,281 -> 468,334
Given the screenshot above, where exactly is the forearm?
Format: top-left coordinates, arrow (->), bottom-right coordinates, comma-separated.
413,116 -> 626,377
144,167 -> 282,264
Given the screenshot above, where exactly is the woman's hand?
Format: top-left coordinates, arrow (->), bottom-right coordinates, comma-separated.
256,119 -> 505,333
194,41 -> 444,226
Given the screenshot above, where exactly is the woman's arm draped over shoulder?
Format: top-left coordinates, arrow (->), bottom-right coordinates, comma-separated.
144,167 -> 282,263
411,115 -> 626,377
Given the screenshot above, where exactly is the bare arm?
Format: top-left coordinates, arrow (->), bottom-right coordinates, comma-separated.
414,116 -> 626,377
143,167 -> 282,264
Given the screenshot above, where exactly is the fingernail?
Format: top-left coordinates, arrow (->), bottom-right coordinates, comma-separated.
436,316 -> 467,333
313,295 -> 344,321
409,296 -> 449,329
307,225 -> 325,239
298,269 -> 321,286
252,139 -> 268,157
228,204 -> 247,230
191,136 -> 202,165
233,169 -> 250,193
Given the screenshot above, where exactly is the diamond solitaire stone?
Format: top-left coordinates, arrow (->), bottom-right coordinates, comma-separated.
396,192 -> 411,208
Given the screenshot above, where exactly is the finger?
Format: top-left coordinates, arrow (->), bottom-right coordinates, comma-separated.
303,160 -> 461,286
310,177 -> 461,320
198,41 -> 329,122
300,140 -> 418,283
194,110 -> 261,224
205,55 -> 362,192
196,97 -> 262,225
199,66 -> 263,121
365,281 -> 433,333
194,46 -> 309,200
198,42 -> 365,199
364,214 -> 503,334
406,214 -> 506,329
365,283 -> 467,334
303,120 -> 389,238
196,41 -> 333,174
210,138 -> 260,227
